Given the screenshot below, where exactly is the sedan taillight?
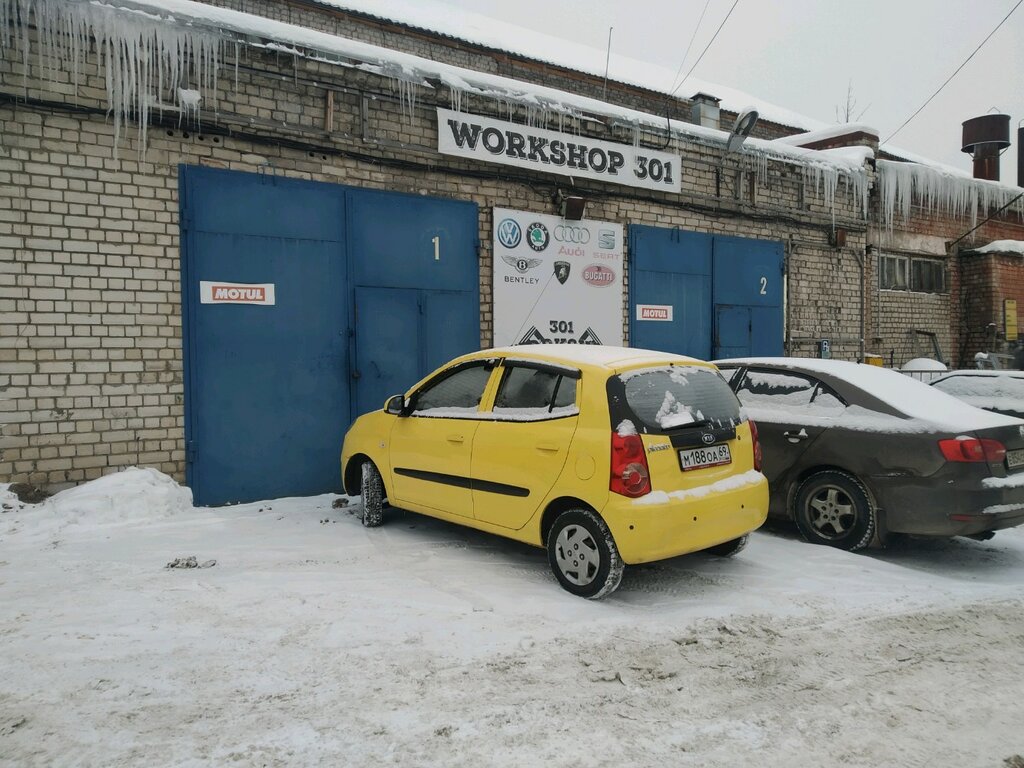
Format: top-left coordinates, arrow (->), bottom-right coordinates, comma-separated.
938,437 -> 1006,463
748,419 -> 762,472
610,432 -> 651,497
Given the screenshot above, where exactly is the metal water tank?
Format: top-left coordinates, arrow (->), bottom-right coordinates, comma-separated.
962,114 -> 1010,181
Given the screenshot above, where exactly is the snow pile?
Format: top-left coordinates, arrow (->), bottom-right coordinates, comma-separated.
877,159 -> 1024,231
3,468 -> 193,533
970,240 -> 1024,255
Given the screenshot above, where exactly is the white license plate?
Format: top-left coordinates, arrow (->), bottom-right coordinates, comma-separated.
678,444 -> 732,471
1007,449 -> 1024,469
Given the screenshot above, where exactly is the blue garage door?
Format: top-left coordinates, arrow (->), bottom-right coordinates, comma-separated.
349,190 -> 480,417
180,167 -> 479,505
628,226 -> 713,359
630,226 -> 783,360
711,235 -> 784,359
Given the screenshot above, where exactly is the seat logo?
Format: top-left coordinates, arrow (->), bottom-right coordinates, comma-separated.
701,433 -> 715,445
527,222 -> 550,251
554,261 -> 571,284
497,218 -> 522,249
554,225 -> 590,244
598,229 -> 616,249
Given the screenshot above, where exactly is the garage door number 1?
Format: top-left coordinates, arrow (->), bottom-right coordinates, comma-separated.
432,236 -> 440,261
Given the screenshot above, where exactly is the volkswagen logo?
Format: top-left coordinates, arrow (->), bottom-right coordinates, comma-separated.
700,433 -> 715,445
554,225 -> 590,244
497,218 -> 522,249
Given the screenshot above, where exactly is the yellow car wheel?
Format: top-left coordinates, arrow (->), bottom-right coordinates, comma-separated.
547,509 -> 624,599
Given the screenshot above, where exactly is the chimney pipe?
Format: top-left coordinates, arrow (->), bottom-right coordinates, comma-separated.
962,114 -> 1010,181
1018,126 -> 1024,188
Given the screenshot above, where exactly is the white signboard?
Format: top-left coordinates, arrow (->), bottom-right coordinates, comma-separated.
200,281 -> 276,305
637,304 -> 674,321
439,108 -> 681,193
492,207 -> 623,347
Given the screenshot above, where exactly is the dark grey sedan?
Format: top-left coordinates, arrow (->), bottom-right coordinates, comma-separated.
714,358 -> 1024,550
930,370 -> 1024,420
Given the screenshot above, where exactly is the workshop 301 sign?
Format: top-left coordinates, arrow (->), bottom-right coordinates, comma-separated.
492,207 -> 623,347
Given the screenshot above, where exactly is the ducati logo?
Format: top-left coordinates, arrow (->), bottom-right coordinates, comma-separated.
554,261 -> 571,284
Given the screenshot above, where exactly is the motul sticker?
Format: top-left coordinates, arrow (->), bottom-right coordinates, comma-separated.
636,304 -> 673,321
200,281 -> 276,306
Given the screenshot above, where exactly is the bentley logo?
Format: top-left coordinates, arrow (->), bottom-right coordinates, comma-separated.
554,261 -> 570,284
700,433 -> 715,445
501,254 -> 542,274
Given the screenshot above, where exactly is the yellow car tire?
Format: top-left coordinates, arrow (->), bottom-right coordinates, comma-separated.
547,509 -> 624,600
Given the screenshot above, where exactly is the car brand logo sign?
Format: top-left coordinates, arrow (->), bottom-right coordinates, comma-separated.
554,225 -> 590,244
598,229 -> 616,249
527,222 -> 550,252
554,261 -> 571,284
582,264 -> 616,286
700,433 -> 715,445
501,254 -> 542,274
497,218 -> 522,249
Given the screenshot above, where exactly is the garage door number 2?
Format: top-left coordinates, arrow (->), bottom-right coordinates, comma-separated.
759,276 -> 767,295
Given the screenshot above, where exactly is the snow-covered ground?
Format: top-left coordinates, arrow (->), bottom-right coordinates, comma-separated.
2,469 -> 1023,767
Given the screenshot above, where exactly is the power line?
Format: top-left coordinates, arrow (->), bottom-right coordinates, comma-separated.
882,0 -> 1023,145
670,0 -> 742,97
669,0 -> 713,95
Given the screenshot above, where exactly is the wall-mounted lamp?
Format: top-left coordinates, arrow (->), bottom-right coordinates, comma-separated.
726,108 -> 759,153
557,193 -> 587,220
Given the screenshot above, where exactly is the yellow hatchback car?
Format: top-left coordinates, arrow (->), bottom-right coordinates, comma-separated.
341,346 -> 768,599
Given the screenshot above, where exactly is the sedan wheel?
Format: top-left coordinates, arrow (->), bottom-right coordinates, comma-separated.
547,509 -> 624,599
794,470 -> 874,551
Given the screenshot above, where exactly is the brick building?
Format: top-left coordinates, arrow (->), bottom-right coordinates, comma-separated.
1,0 -> 1022,502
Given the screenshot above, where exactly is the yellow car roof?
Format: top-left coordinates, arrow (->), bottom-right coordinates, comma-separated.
472,345 -> 709,372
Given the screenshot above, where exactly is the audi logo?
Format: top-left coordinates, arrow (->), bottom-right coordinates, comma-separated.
554,225 -> 590,244
700,433 -> 715,445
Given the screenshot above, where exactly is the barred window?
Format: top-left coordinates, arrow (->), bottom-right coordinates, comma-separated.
880,255 -> 908,290
912,259 -> 945,293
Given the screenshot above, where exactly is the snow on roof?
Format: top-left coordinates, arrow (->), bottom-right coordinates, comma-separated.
715,357 -> 1023,431
3,0 -> 867,184
315,0 -> 828,133
876,159 -> 1024,230
771,123 -> 880,148
485,345 -> 705,370
968,240 -> 1024,255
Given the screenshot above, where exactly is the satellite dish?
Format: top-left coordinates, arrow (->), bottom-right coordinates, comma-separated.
727,108 -> 759,152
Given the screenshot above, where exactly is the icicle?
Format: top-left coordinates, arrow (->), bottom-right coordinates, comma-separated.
0,0 -> 226,155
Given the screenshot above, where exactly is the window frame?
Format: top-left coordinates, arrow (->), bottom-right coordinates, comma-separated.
408,359 -> 497,418
879,252 -> 946,294
490,360 -> 581,421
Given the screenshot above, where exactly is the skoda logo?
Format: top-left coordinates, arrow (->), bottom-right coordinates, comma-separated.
526,222 -> 550,252
497,218 -> 522,249
700,433 -> 715,445
554,225 -> 590,244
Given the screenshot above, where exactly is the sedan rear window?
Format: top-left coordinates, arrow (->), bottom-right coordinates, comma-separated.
618,366 -> 741,431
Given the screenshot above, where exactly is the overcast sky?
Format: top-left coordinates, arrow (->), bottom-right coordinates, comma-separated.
440,0 -> 1023,182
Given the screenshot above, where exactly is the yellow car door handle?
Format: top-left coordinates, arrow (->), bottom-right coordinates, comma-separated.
447,434 -> 465,443
536,442 -> 559,452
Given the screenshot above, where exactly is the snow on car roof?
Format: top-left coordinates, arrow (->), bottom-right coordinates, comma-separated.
716,357 -> 1024,431
486,345 -> 706,370
931,370 -> 1024,379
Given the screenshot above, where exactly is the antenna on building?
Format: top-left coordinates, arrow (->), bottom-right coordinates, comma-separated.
603,27 -> 613,101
